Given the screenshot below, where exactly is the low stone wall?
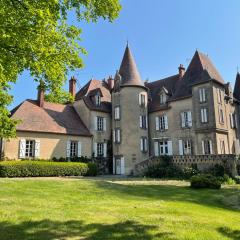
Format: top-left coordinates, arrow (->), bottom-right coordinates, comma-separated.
135,155 -> 239,176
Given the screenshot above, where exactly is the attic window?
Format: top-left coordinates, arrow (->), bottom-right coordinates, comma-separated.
95,94 -> 101,106
160,93 -> 166,105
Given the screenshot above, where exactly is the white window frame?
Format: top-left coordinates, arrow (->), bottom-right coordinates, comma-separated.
139,93 -> 146,106
140,137 -> 148,153
202,140 -> 213,155
160,93 -> 166,105
140,115 -> 147,129
183,140 -> 192,155
97,116 -> 105,131
113,129 -> 121,144
25,140 -> 35,158
200,108 -> 208,123
114,106 -> 120,120
181,111 -> 192,128
97,143 -> 104,157
199,88 -> 206,103
156,115 -> 168,131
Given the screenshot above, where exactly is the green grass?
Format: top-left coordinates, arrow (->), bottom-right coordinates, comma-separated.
0,177 -> 239,240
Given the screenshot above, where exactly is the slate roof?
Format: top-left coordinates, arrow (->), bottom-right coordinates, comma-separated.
75,79 -> 111,113
119,45 -> 144,87
234,72 -> 240,100
11,100 -> 91,136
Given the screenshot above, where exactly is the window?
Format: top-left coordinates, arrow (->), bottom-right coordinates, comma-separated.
25,140 -> 35,157
139,115 -> 147,129
113,129 -> 121,143
159,141 -> 169,155
114,106 -> 120,120
154,140 -> 172,156
183,140 -> 192,155
156,115 -> 168,131
199,88 -> 206,103
217,89 -> 222,104
140,137 -> 148,152
160,93 -> 166,105
97,117 -> 104,131
181,111 -> 192,128
70,141 -> 78,158
230,113 -> 235,128
219,108 -> 224,124
200,108 -> 208,123
139,93 -> 146,106
95,94 -> 101,106
220,140 -> 225,154
97,143 -> 104,157
202,140 -> 213,155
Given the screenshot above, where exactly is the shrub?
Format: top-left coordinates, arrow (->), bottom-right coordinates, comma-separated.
183,164 -> 200,179
0,161 -> 97,178
190,174 -> 221,189
234,176 -> 240,184
237,164 -> 240,175
217,174 -> 235,185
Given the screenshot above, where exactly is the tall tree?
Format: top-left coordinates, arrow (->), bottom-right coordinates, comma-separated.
0,0 -> 121,138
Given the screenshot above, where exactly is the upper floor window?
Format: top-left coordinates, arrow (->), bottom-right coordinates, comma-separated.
217,89 -> 222,104
200,108 -> 208,123
97,143 -> 104,157
139,93 -> 146,107
140,137 -> 148,153
155,115 -> 168,131
139,115 -> 147,129
114,106 -> 120,120
113,129 -> 121,144
219,108 -> 224,124
95,94 -> 101,106
95,117 -> 106,131
181,111 -> 192,128
229,113 -> 236,128
199,88 -> 206,103
160,93 -> 166,105
202,139 -> 213,155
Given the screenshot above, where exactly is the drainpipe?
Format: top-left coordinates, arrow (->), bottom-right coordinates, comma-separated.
0,138 -> 3,160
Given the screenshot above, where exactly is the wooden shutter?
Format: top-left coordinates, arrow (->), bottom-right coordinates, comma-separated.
140,138 -> 143,151
103,143 -> 107,157
155,117 -> 159,130
164,115 -> 168,130
120,157 -> 125,175
167,141 -> 173,155
94,143 -> 97,157
181,112 -> 185,127
204,109 -> 208,122
66,140 -> 71,158
154,142 -> 159,156
113,156 -> 116,174
19,139 -> 26,159
188,111 -> 192,127
199,89 -> 203,102
209,140 -> 213,154
94,117 -> 98,130
113,130 -> 116,143
117,129 -> 121,143
139,94 -> 141,106
77,142 -> 82,157
202,88 -> 206,102
146,115 -> 148,129
139,116 -> 143,128
144,138 -> 148,151
103,118 -> 106,131
34,140 -> 40,158
178,140 -> 183,155
200,109 -> 204,123
201,141 -> 205,154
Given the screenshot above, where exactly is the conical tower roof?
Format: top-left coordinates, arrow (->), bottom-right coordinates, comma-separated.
234,72 -> 240,100
119,45 -> 143,86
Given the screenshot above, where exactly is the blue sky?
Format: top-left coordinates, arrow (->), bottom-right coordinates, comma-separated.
10,0 -> 240,108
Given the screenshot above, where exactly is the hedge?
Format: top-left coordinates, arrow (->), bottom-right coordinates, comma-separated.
190,174 -> 221,189
0,161 -> 97,177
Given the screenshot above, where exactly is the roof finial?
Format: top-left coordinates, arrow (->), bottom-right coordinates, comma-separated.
126,39 -> 129,47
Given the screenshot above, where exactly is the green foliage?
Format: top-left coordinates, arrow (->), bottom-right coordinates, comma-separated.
52,156 -> 92,163
0,0 -> 121,137
0,160 -> 97,177
145,156 -> 183,179
182,164 -> 200,179
190,174 -> 221,189
208,164 -> 225,177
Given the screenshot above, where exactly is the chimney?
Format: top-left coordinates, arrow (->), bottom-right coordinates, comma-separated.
178,64 -> 185,80
107,76 -> 114,90
69,76 -> 77,98
37,81 -> 45,108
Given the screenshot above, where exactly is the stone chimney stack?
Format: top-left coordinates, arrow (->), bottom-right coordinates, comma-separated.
69,76 -> 77,98
107,76 -> 114,90
37,81 -> 45,108
178,64 -> 185,80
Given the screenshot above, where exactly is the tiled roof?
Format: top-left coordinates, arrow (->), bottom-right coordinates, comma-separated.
75,79 -> 111,112
119,45 -> 144,87
11,100 -> 91,136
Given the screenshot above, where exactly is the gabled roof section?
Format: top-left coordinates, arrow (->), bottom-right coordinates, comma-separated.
11,100 -> 91,136
119,45 -> 144,87
234,72 -> 240,100
171,50 -> 225,100
75,79 -> 111,113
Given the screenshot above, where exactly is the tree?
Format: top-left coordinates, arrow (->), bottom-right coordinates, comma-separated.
0,0 -> 121,138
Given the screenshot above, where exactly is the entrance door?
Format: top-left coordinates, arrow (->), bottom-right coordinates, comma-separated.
116,158 -> 121,175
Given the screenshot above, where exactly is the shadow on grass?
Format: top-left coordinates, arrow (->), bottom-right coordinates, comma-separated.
0,219 -> 175,240
95,181 -> 240,211
218,227 -> 240,240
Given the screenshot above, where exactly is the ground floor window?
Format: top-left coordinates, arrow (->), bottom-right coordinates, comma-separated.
220,140 -> 225,154
159,141 -> 168,155
97,143 -> 104,157
70,141 -> 78,158
25,140 -> 35,157
183,140 -> 192,155
202,140 -> 213,155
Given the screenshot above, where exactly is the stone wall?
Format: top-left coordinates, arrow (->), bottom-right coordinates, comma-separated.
135,154 -> 239,176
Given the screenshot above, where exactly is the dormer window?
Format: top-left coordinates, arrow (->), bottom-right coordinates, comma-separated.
95,94 -> 101,106
160,93 -> 166,105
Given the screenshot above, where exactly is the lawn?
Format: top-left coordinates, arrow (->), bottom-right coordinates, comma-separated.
0,178 -> 239,240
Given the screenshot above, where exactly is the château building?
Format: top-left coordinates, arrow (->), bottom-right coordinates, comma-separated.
2,44 -> 240,175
